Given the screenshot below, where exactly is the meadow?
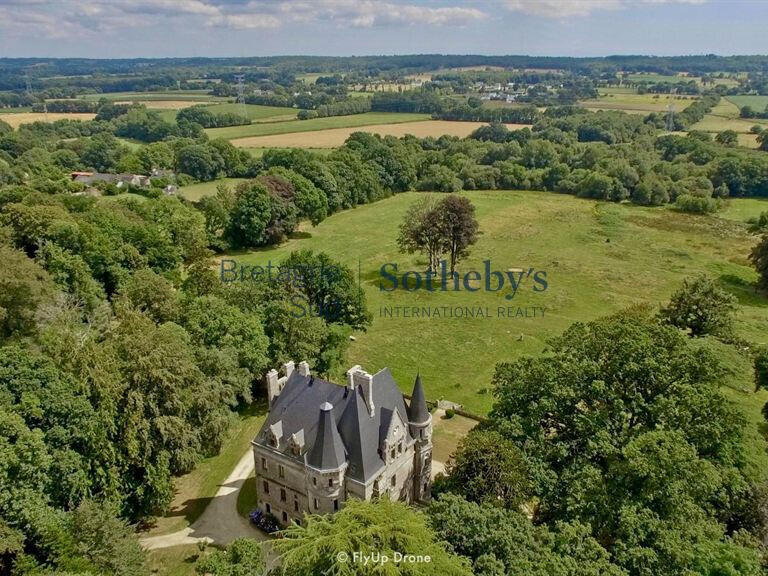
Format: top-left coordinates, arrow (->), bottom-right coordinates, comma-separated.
229,190 -> 768,420
79,90 -> 223,102
580,88 -> 698,114
727,95 -> 768,111
691,98 -> 768,146
156,102 -> 297,123
231,120 -> 531,149
205,111 -> 430,140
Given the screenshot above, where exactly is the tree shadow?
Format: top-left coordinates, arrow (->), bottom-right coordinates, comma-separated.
719,273 -> 768,308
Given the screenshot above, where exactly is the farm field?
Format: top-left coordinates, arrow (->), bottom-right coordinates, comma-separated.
80,90 -> 222,102
156,102 -> 297,123
205,112 -> 430,140
690,98 -> 768,146
726,95 -> 768,111
230,190 -> 768,421
231,120 -> 532,148
580,89 -> 697,113
1,112 -> 95,128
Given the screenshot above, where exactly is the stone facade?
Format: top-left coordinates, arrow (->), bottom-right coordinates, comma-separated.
251,361 -> 432,526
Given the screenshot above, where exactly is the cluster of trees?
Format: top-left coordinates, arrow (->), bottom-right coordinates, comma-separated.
32,99 -> 100,113
297,97 -> 371,120
176,105 -> 250,128
646,94 -> 721,130
0,164 -> 370,574
740,104 -> 768,120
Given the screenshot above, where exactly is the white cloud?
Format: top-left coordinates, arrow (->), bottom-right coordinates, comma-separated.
0,0 -> 488,38
503,0 -> 706,18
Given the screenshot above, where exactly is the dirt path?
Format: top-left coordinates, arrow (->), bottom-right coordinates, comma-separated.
140,450 -> 268,550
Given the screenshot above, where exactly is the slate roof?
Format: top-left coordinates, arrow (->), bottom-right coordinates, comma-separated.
257,368 -> 421,483
306,402 -> 346,470
408,373 -> 430,424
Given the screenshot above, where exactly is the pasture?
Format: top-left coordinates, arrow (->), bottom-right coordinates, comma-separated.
180,178 -> 247,202
230,120 -> 532,149
580,89 -> 698,114
727,95 -> 768,112
231,191 -> 768,420
80,90 -> 222,102
690,98 -> 768,147
205,111 -> 430,140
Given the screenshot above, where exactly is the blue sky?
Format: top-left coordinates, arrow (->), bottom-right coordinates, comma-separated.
0,0 -> 765,58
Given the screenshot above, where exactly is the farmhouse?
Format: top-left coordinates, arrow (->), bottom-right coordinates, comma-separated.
251,361 -> 432,526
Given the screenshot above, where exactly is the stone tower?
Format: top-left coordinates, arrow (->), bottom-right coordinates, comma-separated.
305,402 -> 347,515
408,374 -> 432,502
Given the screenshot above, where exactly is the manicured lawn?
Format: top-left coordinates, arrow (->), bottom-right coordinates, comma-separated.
143,402 -> 267,537
179,178 -> 247,202
228,191 -> 768,416
205,112 -> 430,140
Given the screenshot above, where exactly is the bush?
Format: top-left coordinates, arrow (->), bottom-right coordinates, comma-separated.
674,193 -> 718,213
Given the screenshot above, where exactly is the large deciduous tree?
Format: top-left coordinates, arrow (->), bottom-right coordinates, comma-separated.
659,275 -> 737,338
274,498 -> 473,576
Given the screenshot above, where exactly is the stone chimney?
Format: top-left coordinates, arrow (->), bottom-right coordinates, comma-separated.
282,360 -> 295,379
346,365 -> 362,390
266,369 -> 280,407
298,360 -> 310,377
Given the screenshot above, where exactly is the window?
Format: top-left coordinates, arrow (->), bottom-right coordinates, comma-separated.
398,442 -> 403,454
266,503 -> 271,513
390,448 -> 396,459
312,476 -> 317,486
282,511 -> 288,523
278,464 -> 285,479
280,488 -> 286,502
262,480 -> 269,494
424,482 -> 429,493
314,498 -> 318,510
390,475 -> 396,487
333,499 -> 339,511
295,519 -> 301,526
261,457 -> 267,471
328,478 -> 333,487
294,500 -> 299,512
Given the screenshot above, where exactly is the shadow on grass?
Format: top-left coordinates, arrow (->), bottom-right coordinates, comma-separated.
719,274 -> 768,308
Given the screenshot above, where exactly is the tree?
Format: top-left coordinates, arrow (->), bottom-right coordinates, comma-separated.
659,275 -> 737,338
0,244 -> 54,340
436,195 -> 479,275
176,144 -> 225,181
397,195 -> 445,272
441,429 -> 530,509
274,498 -> 473,576
429,494 -> 625,576
715,130 -> 739,147
751,234 -> 768,290
195,538 -> 264,576
279,250 -> 371,330
226,181 -> 273,249
488,310 -> 754,576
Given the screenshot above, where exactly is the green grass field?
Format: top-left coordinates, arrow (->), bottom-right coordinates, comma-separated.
230,191 -> 768,413
180,178 -> 247,202
80,90 -> 222,102
581,89 -> 697,114
690,98 -> 768,146
157,103 -> 297,124
205,112 -> 430,140
225,190 -> 768,479
727,95 -> 768,111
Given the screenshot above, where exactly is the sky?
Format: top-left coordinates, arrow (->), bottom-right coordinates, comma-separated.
0,0 -> 766,59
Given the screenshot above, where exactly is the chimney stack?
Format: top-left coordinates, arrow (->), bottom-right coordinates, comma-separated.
298,360 -> 310,377
282,360 -> 295,379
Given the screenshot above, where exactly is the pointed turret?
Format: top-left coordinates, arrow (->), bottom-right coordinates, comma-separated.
408,373 -> 429,424
306,402 -> 346,470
